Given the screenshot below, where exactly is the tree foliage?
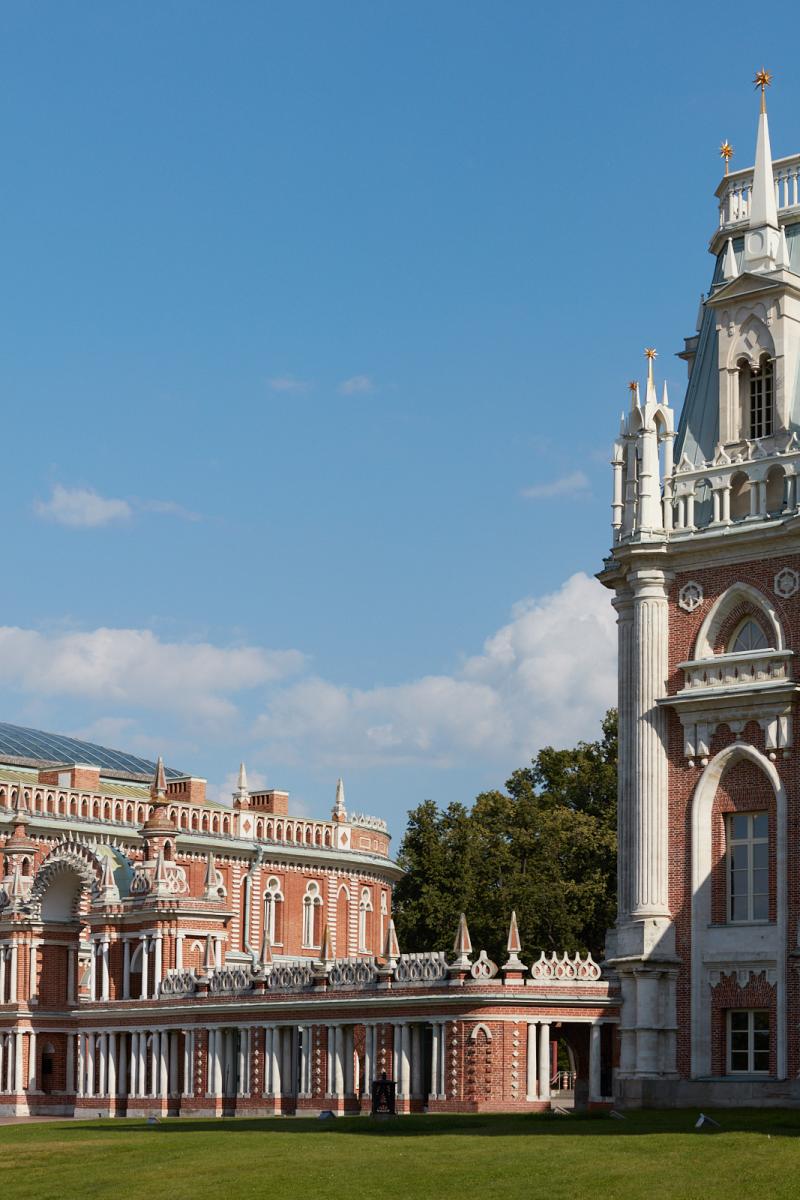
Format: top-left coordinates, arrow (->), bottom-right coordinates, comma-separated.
392,710 -> 617,963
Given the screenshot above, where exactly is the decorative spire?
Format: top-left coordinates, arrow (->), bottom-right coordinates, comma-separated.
501,911 -> 526,974
259,930 -> 273,968
644,348 -> 657,405
150,756 -> 167,804
97,851 -> 119,902
203,851 -> 220,901
13,781 -> 29,819
382,918 -> 400,964
203,932 -> 216,974
332,777 -> 347,823
723,237 -> 738,281
749,69 -> 778,232
233,761 -> 250,809
237,761 -> 248,792
720,140 -> 733,176
450,912 -> 473,971
778,226 -> 791,271
628,380 -> 639,412
319,922 -> 334,963
661,380 -> 670,408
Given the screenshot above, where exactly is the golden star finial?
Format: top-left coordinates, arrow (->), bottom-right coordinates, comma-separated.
644,348 -> 657,387
644,348 -> 657,361
720,140 -> 734,175
628,380 -> 638,392
754,67 -> 772,113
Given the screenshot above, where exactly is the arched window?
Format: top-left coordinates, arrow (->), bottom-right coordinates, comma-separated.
358,887 -> 373,952
741,354 -> 774,440
302,881 -> 322,948
263,876 -> 284,945
730,618 -> 770,654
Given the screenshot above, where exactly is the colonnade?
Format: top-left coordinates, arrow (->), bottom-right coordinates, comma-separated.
75,1029 -> 194,1100
0,1029 -> 25,1093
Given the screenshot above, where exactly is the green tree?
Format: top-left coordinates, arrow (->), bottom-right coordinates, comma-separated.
392,710 -> 617,963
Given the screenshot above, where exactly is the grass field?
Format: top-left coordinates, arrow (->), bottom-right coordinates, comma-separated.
1,1109 -> 798,1200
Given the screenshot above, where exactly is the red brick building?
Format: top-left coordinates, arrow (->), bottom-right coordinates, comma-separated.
0,723 -> 617,1116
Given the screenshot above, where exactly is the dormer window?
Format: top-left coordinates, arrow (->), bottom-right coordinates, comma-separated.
730,618 -> 770,654
741,354 -> 774,439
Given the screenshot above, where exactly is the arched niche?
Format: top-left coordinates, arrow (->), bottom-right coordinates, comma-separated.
693,583 -> 784,659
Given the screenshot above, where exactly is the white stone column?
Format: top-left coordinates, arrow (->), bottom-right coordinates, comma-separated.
589,1023 -> 602,1102
85,1033 -> 95,1098
108,1032 -> 117,1099
88,941 -> 97,1002
618,975 -> 636,1075
117,1033 -> 127,1100
101,940 -> 110,1002
123,940 -> 131,1000
149,1034 -> 159,1097
0,1034 -> 5,1093
28,942 -> 38,1002
400,1025 -> 412,1099
344,1026 -> 354,1097
333,1026 -> 344,1098
27,1030 -> 37,1091
129,1032 -> 139,1097
137,1032 -> 147,1099
0,946 -> 6,1003
140,938 -> 149,1001
262,1027 -> 273,1096
98,1032 -> 108,1097
428,1024 -> 439,1100
326,1027 -> 334,1096
526,1022 -> 537,1100
634,972 -> 660,1074
298,1026 -> 310,1097
159,1031 -> 169,1099
9,943 -> 18,1003
270,1028 -> 282,1099
153,935 -> 163,997
537,1022 -> 551,1102
182,1030 -> 193,1097
66,1033 -> 75,1096
75,1033 -> 84,1097
628,569 -> 670,919
13,1031 -> 23,1094
364,1025 -> 374,1097
206,1030 -> 216,1096
175,933 -> 184,970
237,1029 -> 247,1096
214,1030 -> 224,1097
169,1030 -> 179,1098
411,1025 -> 423,1098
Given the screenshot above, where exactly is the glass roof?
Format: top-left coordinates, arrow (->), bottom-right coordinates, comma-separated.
0,721 -> 183,780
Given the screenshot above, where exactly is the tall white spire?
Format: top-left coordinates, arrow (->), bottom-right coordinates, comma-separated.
744,68 -> 780,273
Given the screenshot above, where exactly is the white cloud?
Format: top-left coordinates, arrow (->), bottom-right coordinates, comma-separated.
0,627 -> 306,720
140,499 -> 202,522
34,485 -> 132,528
520,470 -> 591,500
338,375 -> 374,395
254,573 -> 616,769
268,375 -> 311,394
34,485 -> 203,528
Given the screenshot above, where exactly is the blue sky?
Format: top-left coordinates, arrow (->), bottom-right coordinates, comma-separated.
0,2 -> 796,834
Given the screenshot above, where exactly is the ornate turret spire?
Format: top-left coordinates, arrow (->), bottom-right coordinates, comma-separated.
151,755 -> 167,804
745,68 -> 779,271
332,777 -> 347,823
450,912 -> 473,972
381,917 -> 400,964
319,922 -> 334,963
501,911 -> 526,974
233,761 -> 250,809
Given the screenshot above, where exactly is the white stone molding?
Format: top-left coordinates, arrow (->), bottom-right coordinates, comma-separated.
689,743 -> 787,1080
694,582 -> 784,657
679,581 -> 704,613
774,567 -> 800,599
708,964 -> 778,988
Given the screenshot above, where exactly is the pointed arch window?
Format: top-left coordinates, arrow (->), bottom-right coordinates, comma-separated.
263,876 -> 284,946
302,881 -> 322,948
730,619 -> 770,654
746,354 -> 774,439
358,887 -> 373,952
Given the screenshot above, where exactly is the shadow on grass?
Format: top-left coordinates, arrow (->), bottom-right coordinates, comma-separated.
56,1109 -> 800,1140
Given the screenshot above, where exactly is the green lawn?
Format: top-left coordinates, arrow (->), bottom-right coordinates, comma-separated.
1,1110 -> 798,1200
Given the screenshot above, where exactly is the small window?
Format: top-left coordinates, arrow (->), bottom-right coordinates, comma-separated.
730,619 -> 769,654
728,812 -> 769,922
748,356 -> 774,440
728,1010 -> 770,1074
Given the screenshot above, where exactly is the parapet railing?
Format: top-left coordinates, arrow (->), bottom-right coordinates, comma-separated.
677,648 -> 793,693
716,153 -> 800,231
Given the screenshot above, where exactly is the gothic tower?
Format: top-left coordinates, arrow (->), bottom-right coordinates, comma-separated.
600,73 -> 800,1105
